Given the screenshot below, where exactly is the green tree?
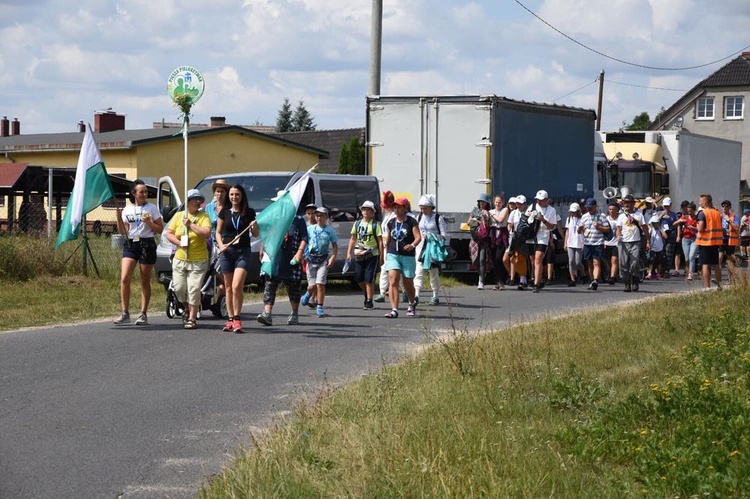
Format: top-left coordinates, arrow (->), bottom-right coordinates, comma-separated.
292,100 -> 316,132
338,137 -> 365,175
624,111 -> 651,131
275,98 -> 293,132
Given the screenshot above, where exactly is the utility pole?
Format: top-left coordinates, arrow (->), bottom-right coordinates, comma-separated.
596,70 -> 604,131
369,0 -> 383,96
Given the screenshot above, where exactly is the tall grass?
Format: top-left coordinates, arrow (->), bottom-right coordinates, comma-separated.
200,287 -> 749,497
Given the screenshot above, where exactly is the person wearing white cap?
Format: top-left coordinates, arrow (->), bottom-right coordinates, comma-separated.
506,195 -> 529,289
564,202 -> 584,286
658,196 -> 680,277
345,200 -> 383,309
526,189 -> 558,293
165,188 -> 212,329
645,214 -> 668,280
414,194 -> 447,304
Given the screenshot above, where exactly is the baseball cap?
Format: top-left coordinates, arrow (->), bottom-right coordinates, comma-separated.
584,197 -> 597,208
305,203 -> 317,211
393,197 -> 410,207
569,202 -> 580,212
744,209 -> 750,215
508,196 -> 517,204
515,195 -> 527,204
534,189 -> 549,200
721,199 -> 732,207
361,200 -> 376,210
316,206 -> 329,215
644,196 -> 656,204
186,189 -> 205,202
649,215 -> 661,224
662,197 -> 672,206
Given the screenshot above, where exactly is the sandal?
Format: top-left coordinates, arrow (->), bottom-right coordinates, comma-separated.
184,319 -> 197,329
384,309 -> 399,319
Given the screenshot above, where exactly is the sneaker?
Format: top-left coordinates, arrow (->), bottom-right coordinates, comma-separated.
257,311 -> 273,326
687,272 -> 693,281
656,274 -> 662,281
429,296 -> 440,306
477,281 -> 484,290
134,312 -> 148,325
113,311 -> 130,325
287,313 -> 299,325
517,284 -> 526,291
363,300 -> 374,310
567,280 -> 576,287
407,306 -> 416,317
532,285 -> 540,293
645,273 -> 652,280
300,291 -> 311,307
607,277 -> 615,285
385,309 -> 399,318
222,319 -> 234,331
588,280 -> 598,291
231,319 -> 243,333
316,306 -> 326,318
373,294 -> 386,303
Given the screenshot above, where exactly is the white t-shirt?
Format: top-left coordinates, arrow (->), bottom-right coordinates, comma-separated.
121,202 -> 162,239
508,209 -> 522,233
526,204 -> 557,245
604,216 -> 619,247
617,211 -> 645,243
649,226 -> 664,252
489,207 -> 510,228
565,216 -> 584,249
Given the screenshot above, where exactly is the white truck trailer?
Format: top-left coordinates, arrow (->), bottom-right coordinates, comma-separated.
366,95 -> 597,276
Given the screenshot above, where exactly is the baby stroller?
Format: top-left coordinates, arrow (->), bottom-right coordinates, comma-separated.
165,252 -> 227,319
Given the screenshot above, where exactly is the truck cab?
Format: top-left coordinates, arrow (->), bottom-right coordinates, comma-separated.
599,132 -> 669,202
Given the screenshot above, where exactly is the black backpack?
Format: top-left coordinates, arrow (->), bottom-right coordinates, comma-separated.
510,207 -> 540,253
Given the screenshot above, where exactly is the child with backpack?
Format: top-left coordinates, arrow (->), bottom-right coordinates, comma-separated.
345,200 -> 383,309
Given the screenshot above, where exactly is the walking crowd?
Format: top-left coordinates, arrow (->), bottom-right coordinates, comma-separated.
112,179 -> 746,332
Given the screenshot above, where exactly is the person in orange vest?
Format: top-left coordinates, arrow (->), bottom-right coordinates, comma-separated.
695,194 -> 724,290
719,199 -> 741,285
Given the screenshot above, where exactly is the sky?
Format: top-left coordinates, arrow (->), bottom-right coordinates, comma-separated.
1,0 -> 749,135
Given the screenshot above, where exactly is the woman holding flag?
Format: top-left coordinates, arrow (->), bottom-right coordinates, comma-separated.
216,184 -> 258,333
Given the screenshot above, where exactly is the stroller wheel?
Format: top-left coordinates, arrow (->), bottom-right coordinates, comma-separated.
166,292 -> 183,319
211,295 -> 228,318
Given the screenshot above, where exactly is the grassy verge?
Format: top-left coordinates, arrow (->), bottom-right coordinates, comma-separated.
200,287 -> 749,497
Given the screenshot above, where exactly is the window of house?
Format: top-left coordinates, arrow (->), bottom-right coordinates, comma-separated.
0,195 -> 5,207
724,96 -> 744,119
696,97 -> 714,119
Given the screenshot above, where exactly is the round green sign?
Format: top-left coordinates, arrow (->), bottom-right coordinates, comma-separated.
167,66 -> 205,105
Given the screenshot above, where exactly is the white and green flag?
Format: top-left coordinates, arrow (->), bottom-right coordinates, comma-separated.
256,167 -> 314,277
55,124 -> 115,248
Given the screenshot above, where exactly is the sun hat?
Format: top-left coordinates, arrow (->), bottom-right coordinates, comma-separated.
361,200 -> 376,210
534,189 -> 549,200
569,202 -> 580,212
211,178 -> 231,192
316,206 -> 329,215
644,196 -> 656,204
186,189 -> 205,202
584,197 -> 597,207
477,193 -> 492,205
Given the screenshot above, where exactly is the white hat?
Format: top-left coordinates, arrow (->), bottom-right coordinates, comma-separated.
649,215 -> 661,224
569,202 -> 580,212
418,195 -> 435,207
662,196 -> 672,206
361,200 -> 376,210
535,189 -> 549,200
508,196 -> 518,204
515,194 -> 527,204
644,196 -> 656,204
186,189 -> 205,202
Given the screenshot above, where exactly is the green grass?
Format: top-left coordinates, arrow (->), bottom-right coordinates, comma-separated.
200,286 -> 750,498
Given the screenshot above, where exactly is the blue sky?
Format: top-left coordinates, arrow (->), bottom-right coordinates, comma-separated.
1,0 -> 748,134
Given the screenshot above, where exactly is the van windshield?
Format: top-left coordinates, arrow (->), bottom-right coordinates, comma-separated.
196,174 -> 294,213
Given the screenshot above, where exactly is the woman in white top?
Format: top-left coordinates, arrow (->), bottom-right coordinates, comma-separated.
564,203 -> 584,286
489,194 -> 511,289
114,180 -> 164,325
414,194 -> 448,305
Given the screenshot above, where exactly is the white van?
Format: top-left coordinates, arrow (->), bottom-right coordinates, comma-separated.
154,172 -> 381,286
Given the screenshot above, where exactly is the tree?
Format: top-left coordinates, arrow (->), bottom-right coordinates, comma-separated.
275,98 -> 293,132
292,99 -> 316,132
338,137 -> 365,175
624,111 -> 651,131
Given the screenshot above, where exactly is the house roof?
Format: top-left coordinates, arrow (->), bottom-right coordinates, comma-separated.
0,125 -> 329,157
651,53 -> 750,129
271,128 -> 364,174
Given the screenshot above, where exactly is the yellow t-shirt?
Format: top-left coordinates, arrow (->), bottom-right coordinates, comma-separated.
169,210 -> 212,261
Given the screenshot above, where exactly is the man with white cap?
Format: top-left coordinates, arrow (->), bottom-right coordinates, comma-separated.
526,189 -> 558,293
658,197 -> 680,277
507,195 -> 530,289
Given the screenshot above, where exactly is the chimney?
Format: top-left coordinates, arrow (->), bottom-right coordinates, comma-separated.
210,116 -> 226,127
77,121 -> 86,133
743,51 -> 750,60
1,116 -> 8,137
11,117 -> 20,135
94,110 -> 125,133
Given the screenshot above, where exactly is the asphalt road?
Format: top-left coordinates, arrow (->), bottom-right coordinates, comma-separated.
0,276 -> 696,498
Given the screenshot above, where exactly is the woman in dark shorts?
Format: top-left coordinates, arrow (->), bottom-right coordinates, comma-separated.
114,180 -> 164,325
216,184 -> 258,333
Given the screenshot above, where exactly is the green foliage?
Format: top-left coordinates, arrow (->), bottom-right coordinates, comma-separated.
560,310 -> 750,497
0,234 -> 73,280
624,111 -> 652,131
292,99 -> 316,132
276,97 -> 293,132
337,137 -> 365,175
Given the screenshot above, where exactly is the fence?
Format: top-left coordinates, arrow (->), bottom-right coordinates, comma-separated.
0,193 -> 125,280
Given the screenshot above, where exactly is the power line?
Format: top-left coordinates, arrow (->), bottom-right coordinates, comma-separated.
514,0 -> 750,71
552,78 -> 598,102
605,79 -> 688,92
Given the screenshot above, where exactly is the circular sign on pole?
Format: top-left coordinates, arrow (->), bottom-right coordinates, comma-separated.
167,66 -> 205,105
